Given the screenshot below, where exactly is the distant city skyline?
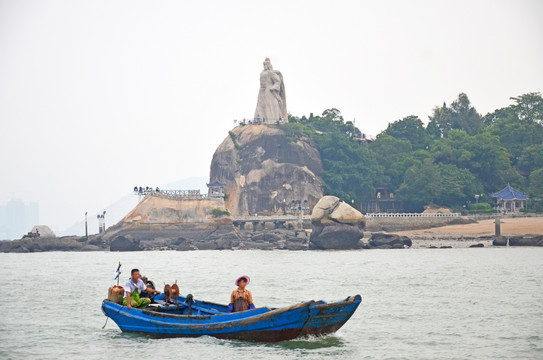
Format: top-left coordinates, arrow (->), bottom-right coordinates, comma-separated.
1,0 -> 542,233
0,199 -> 39,240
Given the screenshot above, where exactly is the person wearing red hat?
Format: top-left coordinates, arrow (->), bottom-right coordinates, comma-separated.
229,275 -> 255,312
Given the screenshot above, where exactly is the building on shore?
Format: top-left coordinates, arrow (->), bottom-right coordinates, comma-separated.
361,187 -> 403,213
488,185 -> 528,213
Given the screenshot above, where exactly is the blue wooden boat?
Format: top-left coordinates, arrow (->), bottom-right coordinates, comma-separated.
101,294 -> 361,342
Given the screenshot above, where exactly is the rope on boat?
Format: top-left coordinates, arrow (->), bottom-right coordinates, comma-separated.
102,305 -> 124,329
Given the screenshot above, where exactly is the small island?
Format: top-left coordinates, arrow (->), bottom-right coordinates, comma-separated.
2,60 -> 542,252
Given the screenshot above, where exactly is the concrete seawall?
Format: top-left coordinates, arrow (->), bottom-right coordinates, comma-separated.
366,215 -> 473,232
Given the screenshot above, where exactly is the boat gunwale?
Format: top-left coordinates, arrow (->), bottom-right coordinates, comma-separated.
310,294 -> 362,311
102,299 -> 315,327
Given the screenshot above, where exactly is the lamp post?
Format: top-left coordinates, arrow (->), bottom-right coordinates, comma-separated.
102,211 -> 106,233
97,214 -> 102,233
97,211 -> 107,233
290,199 -> 310,229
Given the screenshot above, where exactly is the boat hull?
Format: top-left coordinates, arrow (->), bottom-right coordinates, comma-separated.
102,295 -> 361,342
300,295 -> 361,337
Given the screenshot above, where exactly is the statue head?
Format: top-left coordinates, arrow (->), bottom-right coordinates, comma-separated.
263,58 -> 273,71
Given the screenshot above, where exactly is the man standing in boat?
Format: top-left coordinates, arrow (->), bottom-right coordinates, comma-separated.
124,268 -> 161,310
229,275 -> 255,312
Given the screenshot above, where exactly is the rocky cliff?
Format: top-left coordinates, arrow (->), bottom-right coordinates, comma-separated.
99,194 -> 239,250
210,124 -> 324,216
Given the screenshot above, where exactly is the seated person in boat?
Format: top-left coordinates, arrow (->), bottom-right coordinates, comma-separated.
123,268 -> 161,310
229,275 -> 255,312
139,276 -> 157,302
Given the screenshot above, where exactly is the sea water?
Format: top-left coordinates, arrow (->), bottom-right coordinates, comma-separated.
0,249 -> 542,359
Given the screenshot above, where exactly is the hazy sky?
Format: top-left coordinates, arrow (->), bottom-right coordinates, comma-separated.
1,0 -> 542,232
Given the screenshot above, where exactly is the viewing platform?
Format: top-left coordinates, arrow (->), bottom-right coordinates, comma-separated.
133,182 -> 226,201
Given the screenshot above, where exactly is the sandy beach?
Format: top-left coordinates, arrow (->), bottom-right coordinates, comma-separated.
393,216 -> 543,248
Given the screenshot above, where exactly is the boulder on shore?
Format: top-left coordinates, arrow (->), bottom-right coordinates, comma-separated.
110,236 -> 141,251
369,233 -> 411,249
0,236 -> 92,253
30,225 -> 56,238
309,196 -> 365,250
508,235 -> 543,247
310,223 -> 364,250
311,196 -> 366,226
492,236 -> 508,246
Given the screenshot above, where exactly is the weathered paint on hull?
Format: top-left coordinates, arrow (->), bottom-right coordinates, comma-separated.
299,295 -> 361,337
130,328 -> 304,342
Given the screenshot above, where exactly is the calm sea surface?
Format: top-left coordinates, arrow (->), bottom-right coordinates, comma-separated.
0,249 -> 542,360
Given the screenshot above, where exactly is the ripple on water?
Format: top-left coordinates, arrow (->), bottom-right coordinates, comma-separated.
0,249 -> 542,360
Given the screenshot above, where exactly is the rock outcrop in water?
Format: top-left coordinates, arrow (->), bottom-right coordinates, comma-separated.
309,196 -> 365,250
508,235 -> 543,246
100,193 -> 240,250
0,235 -> 100,252
369,233 -> 412,249
210,124 -> 324,216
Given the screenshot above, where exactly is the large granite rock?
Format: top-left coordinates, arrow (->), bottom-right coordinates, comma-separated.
311,196 -> 366,226
30,225 -> 56,237
101,194 -> 240,249
210,124 -> 324,216
309,196 -> 365,250
254,58 -> 287,124
310,224 -> 364,250
110,236 -> 141,251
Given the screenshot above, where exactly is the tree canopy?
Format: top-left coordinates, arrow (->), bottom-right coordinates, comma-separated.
286,92 -> 543,212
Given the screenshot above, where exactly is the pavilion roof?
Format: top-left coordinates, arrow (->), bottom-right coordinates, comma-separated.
488,184 -> 528,200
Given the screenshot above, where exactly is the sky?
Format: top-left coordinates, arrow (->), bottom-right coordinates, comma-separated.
0,0 -> 542,233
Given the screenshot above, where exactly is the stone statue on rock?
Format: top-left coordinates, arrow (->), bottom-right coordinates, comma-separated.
254,58 -> 287,124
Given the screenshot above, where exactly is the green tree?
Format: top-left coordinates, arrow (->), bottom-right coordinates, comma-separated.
428,93 -> 483,136
315,132 -> 384,203
397,159 -> 483,211
529,168 -> 543,198
488,117 -> 543,165
430,130 -> 520,191
384,115 -> 429,150
370,134 -> 418,191
397,159 -> 442,211
436,163 -> 483,207
510,92 -> 543,124
518,144 -> 543,175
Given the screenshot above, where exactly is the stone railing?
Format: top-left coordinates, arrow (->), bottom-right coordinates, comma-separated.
150,190 -> 207,200
366,212 -> 461,217
134,189 -> 226,201
233,215 -> 311,222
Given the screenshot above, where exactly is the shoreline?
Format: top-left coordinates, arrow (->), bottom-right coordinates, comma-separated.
2,216 -> 542,252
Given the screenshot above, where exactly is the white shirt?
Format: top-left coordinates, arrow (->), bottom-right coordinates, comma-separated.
124,278 -> 146,298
